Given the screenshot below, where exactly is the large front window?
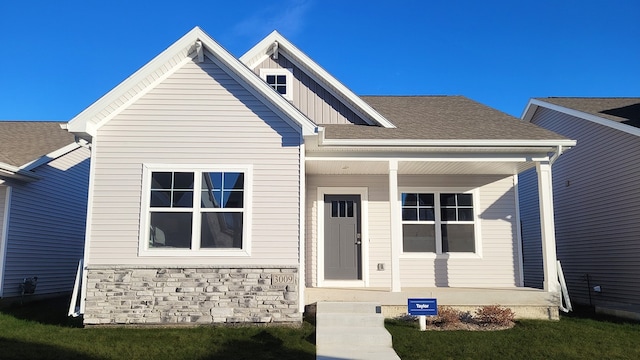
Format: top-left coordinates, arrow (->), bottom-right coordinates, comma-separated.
144,166 -> 250,254
401,191 -> 477,253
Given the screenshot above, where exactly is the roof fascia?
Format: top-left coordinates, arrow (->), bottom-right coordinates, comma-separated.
317,127 -> 576,148
20,142 -> 81,171
522,98 -> 640,137
240,31 -> 396,129
0,163 -> 41,182
68,27 -> 317,138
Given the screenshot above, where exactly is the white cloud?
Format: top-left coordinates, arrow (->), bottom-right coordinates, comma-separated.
232,0 -> 312,38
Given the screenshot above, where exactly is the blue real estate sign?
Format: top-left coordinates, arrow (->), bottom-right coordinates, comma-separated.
408,298 -> 438,316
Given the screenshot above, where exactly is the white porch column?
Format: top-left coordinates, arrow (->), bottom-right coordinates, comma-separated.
536,161 -> 560,293
389,160 -> 401,292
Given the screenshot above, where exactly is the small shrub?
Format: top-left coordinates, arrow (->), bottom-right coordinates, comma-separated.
428,306 -> 462,325
475,305 -> 515,326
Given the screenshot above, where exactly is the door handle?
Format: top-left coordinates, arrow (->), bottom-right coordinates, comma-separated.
355,233 -> 361,245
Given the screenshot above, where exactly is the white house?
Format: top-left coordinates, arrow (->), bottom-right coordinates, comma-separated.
67,27 -> 574,325
0,121 -> 90,302
520,97 -> 640,319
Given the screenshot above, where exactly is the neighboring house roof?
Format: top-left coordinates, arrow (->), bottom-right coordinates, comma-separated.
240,31 -> 395,129
0,121 -> 77,182
320,96 -> 573,146
533,97 -> 640,128
67,27 -> 317,139
522,97 -> 640,137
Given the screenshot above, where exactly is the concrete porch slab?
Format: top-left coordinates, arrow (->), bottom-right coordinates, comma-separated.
306,287 -> 560,320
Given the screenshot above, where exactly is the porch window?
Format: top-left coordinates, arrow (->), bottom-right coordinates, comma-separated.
401,191 -> 476,253
260,68 -> 293,101
144,166 -> 250,255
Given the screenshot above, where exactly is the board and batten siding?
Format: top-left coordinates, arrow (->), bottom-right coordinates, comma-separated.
306,174 -> 521,288
2,147 -> 90,297
524,106 -> 640,308
254,56 -> 369,125
88,57 -> 302,267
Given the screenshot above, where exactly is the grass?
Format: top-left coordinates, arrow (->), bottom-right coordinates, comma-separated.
386,309 -> 640,360
0,296 -> 315,360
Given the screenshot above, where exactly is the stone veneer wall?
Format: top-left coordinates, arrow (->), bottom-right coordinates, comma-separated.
83,266 -> 300,325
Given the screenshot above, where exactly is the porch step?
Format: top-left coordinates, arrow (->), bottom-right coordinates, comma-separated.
315,302 -> 401,360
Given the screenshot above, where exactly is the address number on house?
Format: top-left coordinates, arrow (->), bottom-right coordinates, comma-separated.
271,274 -> 296,285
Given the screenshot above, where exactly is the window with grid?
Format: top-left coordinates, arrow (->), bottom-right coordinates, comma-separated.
146,169 -> 247,251
260,68 -> 293,100
401,191 -> 476,253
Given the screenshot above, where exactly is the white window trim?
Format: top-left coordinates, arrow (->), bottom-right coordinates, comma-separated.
398,187 -> 482,259
138,164 -> 253,257
260,68 -> 294,101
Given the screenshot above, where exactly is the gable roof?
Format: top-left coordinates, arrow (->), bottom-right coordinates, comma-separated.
67,27 -> 317,140
319,96 -> 574,147
0,121 -> 78,182
240,31 -> 396,129
522,97 -> 640,137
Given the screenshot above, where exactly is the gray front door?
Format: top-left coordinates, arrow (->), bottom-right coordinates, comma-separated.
324,195 -> 362,280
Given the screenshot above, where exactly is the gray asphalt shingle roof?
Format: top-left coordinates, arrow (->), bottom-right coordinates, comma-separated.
323,96 -> 569,141
536,97 -> 640,129
0,121 -> 75,167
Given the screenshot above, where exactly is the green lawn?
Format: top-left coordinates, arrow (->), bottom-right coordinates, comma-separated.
0,296 -> 316,360
4,297 -> 640,360
386,311 -> 640,360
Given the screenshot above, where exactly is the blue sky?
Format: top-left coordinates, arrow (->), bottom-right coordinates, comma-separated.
1,0 -> 638,120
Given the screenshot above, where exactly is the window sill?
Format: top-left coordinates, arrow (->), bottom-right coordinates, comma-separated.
139,248 -> 251,257
400,252 -> 482,260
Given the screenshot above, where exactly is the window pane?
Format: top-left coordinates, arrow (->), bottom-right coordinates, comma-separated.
442,224 -> 475,252
441,208 -> 456,221
276,75 -> 286,84
266,75 -> 275,84
458,193 -> 473,206
151,172 -> 172,189
201,213 -> 243,248
331,201 -> 338,217
458,208 -> 474,221
149,212 -> 192,248
402,224 -> 436,252
172,190 -> 193,208
276,85 -> 287,94
419,208 -> 435,221
173,172 -> 194,189
224,190 -> 244,208
150,191 -> 171,207
402,193 -> 417,206
224,173 -> 244,190
402,208 -> 417,221
440,193 -> 456,206
418,194 -> 434,206
346,201 -> 354,217
202,172 -> 222,190
339,201 -> 345,217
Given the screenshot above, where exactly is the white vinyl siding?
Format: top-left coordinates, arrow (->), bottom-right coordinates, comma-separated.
307,174 -> 521,288
521,106 -> 640,308
1,147 -> 90,297
87,57 -> 302,267
254,56 -> 369,125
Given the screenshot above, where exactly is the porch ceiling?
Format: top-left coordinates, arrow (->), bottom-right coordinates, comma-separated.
305,159 -> 536,175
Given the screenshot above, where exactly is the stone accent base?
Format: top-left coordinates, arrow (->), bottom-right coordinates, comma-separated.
83,266 -> 300,325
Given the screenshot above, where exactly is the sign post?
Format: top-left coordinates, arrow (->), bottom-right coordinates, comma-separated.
408,298 -> 437,331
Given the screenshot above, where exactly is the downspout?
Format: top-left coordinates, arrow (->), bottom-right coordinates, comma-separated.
549,145 -> 564,165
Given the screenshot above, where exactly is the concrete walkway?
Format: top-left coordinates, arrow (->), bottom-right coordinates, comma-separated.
315,302 -> 401,360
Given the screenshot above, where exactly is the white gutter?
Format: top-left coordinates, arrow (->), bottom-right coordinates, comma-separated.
0,163 -> 41,182
549,145 -> 564,165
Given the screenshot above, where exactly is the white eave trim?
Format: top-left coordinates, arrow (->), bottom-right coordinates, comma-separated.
240,31 -> 397,129
522,99 -> 640,137
68,27 -> 318,138
0,163 -> 41,182
20,142 -> 81,171
317,127 -> 576,148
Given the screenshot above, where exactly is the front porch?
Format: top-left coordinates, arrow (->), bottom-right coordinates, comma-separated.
305,287 -> 560,320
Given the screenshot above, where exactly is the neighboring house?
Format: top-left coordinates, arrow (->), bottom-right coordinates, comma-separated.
520,97 -> 640,318
67,27 -> 574,325
0,122 -> 90,302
